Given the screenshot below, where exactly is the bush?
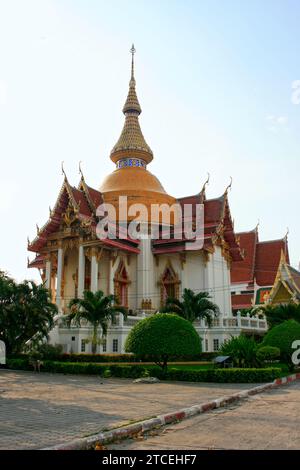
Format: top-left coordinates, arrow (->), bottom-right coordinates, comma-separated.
32,343 -> 63,360
220,335 -> 259,367
6,359 -> 282,383
256,346 -> 280,362
125,313 -> 202,371
8,352 -> 215,363
164,367 -> 281,383
262,320 -> 300,368
56,353 -> 137,363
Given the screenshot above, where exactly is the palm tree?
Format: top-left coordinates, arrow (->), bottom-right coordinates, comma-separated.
260,302 -> 300,329
161,288 -> 219,326
0,272 -> 57,354
66,290 -> 127,353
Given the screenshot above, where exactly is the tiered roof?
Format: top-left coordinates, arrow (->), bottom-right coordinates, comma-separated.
27,175 -> 140,269
152,186 -> 243,260
231,227 -> 290,309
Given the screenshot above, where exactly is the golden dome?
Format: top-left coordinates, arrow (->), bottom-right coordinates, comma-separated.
99,167 -> 176,223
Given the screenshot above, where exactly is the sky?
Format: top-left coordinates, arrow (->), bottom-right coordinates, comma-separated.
0,0 -> 299,282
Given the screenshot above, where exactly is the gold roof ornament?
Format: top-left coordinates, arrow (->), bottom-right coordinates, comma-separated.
79,161 -> 84,180
110,44 -> 153,165
224,176 -> 233,195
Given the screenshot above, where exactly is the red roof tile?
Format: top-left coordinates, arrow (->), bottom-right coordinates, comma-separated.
231,293 -> 253,309
255,239 -> 288,286
71,187 -> 92,217
231,229 -> 258,284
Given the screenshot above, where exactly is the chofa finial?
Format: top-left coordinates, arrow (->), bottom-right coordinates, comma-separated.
225,176 -> 233,194
79,161 -> 84,179
200,172 -> 210,197
61,161 -> 67,179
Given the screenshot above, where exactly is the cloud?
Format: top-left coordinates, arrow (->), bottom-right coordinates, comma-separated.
291,80 -> 300,105
277,116 -> 288,125
265,115 -> 288,132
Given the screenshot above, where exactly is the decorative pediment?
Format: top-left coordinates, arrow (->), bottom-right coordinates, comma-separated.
62,202 -> 79,228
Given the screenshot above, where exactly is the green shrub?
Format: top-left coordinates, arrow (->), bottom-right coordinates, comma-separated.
262,320 -> 300,368
125,313 -> 201,372
220,335 -> 259,367
8,352 -> 215,363
164,367 -> 281,383
256,346 -> 280,362
57,353 -> 137,363
102,368 -> 111,378
7,359 -> 282,383
36,343 -> 63,360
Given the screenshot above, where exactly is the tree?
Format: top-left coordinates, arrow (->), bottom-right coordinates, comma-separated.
220,335 -> 259,368
67,290 -> 127,353
262,319 -> 300,369
125,313 -> 202,373
161,288 -> 219,326
0,271 -> 57,354
261,303 -> 300,329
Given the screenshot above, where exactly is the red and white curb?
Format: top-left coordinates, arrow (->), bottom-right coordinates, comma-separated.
43,373 -> 300,450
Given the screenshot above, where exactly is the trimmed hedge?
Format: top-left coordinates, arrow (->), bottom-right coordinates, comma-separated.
8,352 -> 217,363
7,359 -> 281,383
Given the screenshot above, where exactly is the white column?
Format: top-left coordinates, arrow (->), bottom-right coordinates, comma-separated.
91,252 -> 99,293
45,259 -> 51,289
119,313 -> 124,327
56,247 -> 64,309
136,234 -> 154,309
78,244 -> 85,298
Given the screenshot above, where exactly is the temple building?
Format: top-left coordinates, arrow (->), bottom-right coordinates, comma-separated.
28,47 -> 269,353
267,251 -> 300,305
230,226 -> 297,310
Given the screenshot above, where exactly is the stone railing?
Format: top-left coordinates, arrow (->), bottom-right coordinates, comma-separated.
194,313 -> 267,332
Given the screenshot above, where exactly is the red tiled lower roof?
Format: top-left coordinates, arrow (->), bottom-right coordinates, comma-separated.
231,293 -> 253,309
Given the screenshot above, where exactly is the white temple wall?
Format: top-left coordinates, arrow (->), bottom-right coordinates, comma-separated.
181,252 -> 206,294
205,246 -> 232,317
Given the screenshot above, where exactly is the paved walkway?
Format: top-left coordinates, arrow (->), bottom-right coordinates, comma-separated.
109,381 -> 300,450
0,369 -> 256,450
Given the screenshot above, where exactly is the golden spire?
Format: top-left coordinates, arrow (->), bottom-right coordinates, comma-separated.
122,44 -> 141,115
110,45 -> 153,165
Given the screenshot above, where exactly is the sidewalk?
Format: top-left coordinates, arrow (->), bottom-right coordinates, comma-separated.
0,369 -> 259,450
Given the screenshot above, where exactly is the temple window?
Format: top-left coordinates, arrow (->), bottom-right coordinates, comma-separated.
160,264 -> 180,306
213,339 -> 220,351
113,339 -> 118,353
114,261 -> 130,307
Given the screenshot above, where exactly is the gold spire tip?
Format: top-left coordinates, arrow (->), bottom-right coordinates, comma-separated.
130,44 -> 136,80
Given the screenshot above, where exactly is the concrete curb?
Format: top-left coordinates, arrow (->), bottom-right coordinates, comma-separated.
43,372 -> 300,450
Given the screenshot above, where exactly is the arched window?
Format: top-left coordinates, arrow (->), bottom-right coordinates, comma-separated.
114,261 -> 130,307
159,263 -> 181,306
